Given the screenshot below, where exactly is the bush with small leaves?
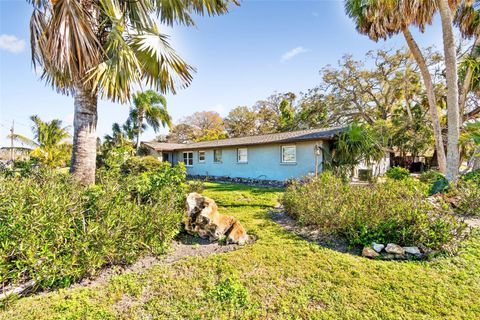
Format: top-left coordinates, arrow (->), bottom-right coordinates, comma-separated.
385,166 -> 410,180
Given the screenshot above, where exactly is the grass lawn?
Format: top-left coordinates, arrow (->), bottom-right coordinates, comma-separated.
1,182 -> 480,319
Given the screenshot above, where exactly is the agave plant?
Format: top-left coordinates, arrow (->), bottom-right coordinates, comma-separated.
28,0 -> 238,184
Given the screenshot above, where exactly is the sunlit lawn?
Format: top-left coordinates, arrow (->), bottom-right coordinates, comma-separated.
2,182 -> 479,319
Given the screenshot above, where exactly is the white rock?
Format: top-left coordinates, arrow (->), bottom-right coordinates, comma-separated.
385,243 -> 405,255
372,243 -> 385,253
403,246 -> 421,255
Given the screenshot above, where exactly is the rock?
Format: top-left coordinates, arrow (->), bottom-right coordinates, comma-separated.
385,243 -> 405,255
403,246 -> 421,255
185,193 -> 250,245
381,254 -> 396,260
372,243 -> 385,253
362,247 -> 380,258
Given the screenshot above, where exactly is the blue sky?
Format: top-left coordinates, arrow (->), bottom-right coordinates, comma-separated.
0,0 -> 444,147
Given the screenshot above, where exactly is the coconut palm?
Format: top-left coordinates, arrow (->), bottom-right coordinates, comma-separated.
345,0 -> 447,175
344,0 -> 461,180
103,118 -> 136,149
455,0 -> 480,117
8,115 -> 71,167
129,90 -> 171,151
28,0 -> 237,184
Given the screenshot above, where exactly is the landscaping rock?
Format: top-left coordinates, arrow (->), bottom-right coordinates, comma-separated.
372,243 -> 385,253
362,247 -> 379,258
385,243 -> 405,255
403,247 -> 421,255
186,193 -> 250,245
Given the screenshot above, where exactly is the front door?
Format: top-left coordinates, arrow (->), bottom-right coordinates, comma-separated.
162,152 -> 171,163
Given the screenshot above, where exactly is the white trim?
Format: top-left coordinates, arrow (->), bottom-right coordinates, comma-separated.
198,150 -> 206,163
237,148 -> 248,163
182,151 -> 194,167
281,145 -> 296,163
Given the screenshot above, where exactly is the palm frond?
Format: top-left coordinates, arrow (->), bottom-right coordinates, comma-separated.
7,133 -> 39,147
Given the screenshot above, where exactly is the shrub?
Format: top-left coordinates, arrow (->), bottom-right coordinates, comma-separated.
282,172 -> 465,251
419,170 -> 444,184
209,277 -> 248,308
0,165 -> 187,290
385,166 -> 410,180
187,179 -> 205,193
461,169 -> 480,187
451,180 -> 480,216
121,156 -> 164,175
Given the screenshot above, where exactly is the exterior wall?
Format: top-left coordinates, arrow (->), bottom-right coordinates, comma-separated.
174,141 -> 325,181
353,153 -> 391,179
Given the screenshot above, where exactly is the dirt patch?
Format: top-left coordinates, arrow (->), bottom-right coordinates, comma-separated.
270,210 -> 360,255
464,217 -> 480,228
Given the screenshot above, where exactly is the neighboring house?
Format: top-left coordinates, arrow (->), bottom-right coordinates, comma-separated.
142,128 -> 345,181
0,147 -> 31,161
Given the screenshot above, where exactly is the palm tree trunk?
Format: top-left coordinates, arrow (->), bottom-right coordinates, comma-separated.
459,34 -> 480,120
437,0 -> 461,181
70,84 -> 98,185
136,116 -> 143,152
402,26 -> 447,173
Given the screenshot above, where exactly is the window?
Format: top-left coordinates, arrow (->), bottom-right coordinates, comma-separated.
183,151 -> 193,166
214,149 -> 222,163
237,148 -> 248,163
281,145 -> 296,163
198,151 -> 206,163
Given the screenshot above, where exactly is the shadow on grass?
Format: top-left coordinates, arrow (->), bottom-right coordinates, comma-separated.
205,182 -> 283,194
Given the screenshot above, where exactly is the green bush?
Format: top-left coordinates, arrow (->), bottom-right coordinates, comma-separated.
385,166 -> 410,180
187,179 -> 205,194
419,170 -> 444,184
121,156 -> 164,175
282,172 -> 465,250
451,180 -> 480,216
0,165 -> 187,290
461,169 -> 480,187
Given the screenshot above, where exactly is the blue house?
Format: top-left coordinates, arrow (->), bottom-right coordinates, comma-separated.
142,128 -> 345,182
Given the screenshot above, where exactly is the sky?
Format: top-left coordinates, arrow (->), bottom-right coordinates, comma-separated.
0,0 -> 445,148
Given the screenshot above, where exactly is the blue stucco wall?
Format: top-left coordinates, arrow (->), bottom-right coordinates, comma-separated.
174,141 -> 326,181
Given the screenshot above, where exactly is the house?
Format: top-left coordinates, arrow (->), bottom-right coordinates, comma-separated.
142,128 -> 347,181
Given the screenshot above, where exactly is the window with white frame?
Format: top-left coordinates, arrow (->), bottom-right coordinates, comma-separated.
281,145 -> 296,163
198,151 -> 206,163
213,149 -> 222,163
183,151 -> 193,166
237,148 -> 248,163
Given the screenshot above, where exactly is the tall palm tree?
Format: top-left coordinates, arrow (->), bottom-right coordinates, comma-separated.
103,118 -> 136,149
345,0 -> 447,174
28,0 -> 238,184
344,0 -> 462,180
130,90 -> 171,151
8,115 -> 71,167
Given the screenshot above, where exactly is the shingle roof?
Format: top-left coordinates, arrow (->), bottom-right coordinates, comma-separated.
143,127 -> 345,152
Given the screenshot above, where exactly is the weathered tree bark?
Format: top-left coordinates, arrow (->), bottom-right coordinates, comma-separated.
70,85 -> 98,185
402,26 -> 447,173
437,0 -> 461,181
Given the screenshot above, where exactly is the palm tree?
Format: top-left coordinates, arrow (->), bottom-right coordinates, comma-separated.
103,118 -> 136,149
130,90 -> 172,151
8,115 -> 71,167
345,0 -> 447,175
28,0 -> 237,184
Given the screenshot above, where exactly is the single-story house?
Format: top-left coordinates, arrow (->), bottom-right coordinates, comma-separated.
142,127 -> 390,181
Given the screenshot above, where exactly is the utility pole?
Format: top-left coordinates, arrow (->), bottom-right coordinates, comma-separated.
10,120 -> 14,161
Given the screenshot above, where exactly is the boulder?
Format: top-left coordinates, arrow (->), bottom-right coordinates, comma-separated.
186,192 -> 250,245
362,247 -> 380,258
403,247 -> 421,255
372,243 -> 385,253
385,243 -> 405,255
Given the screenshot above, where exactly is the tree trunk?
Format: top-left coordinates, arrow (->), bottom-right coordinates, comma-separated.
459,34 -> 480,120
402,26 -> 447,173
136,115 -> 143,152
70,85 -> 98,185
437,0 -> 461,181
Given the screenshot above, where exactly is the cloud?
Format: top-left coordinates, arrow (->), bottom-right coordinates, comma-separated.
0,34 -> 26,53
280,46 -> 308,62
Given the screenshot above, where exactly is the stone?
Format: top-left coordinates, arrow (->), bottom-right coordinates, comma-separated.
185,193 -> 250,245
385,243 -> 405,255
372,243 -> 385,253
362,247 -> 380,258
403,246 -> 421,255
381,254 -> 396,260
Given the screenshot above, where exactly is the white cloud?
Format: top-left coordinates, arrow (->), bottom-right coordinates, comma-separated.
280,46 -> 308,62
0,34 -> 26,53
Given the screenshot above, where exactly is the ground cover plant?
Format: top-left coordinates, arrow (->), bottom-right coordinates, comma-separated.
282,172 -> 467,251
0,161 -> 187,291
1,182 -> 479,319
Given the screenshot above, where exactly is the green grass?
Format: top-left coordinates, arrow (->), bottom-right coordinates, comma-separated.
2,182 -> 480,319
